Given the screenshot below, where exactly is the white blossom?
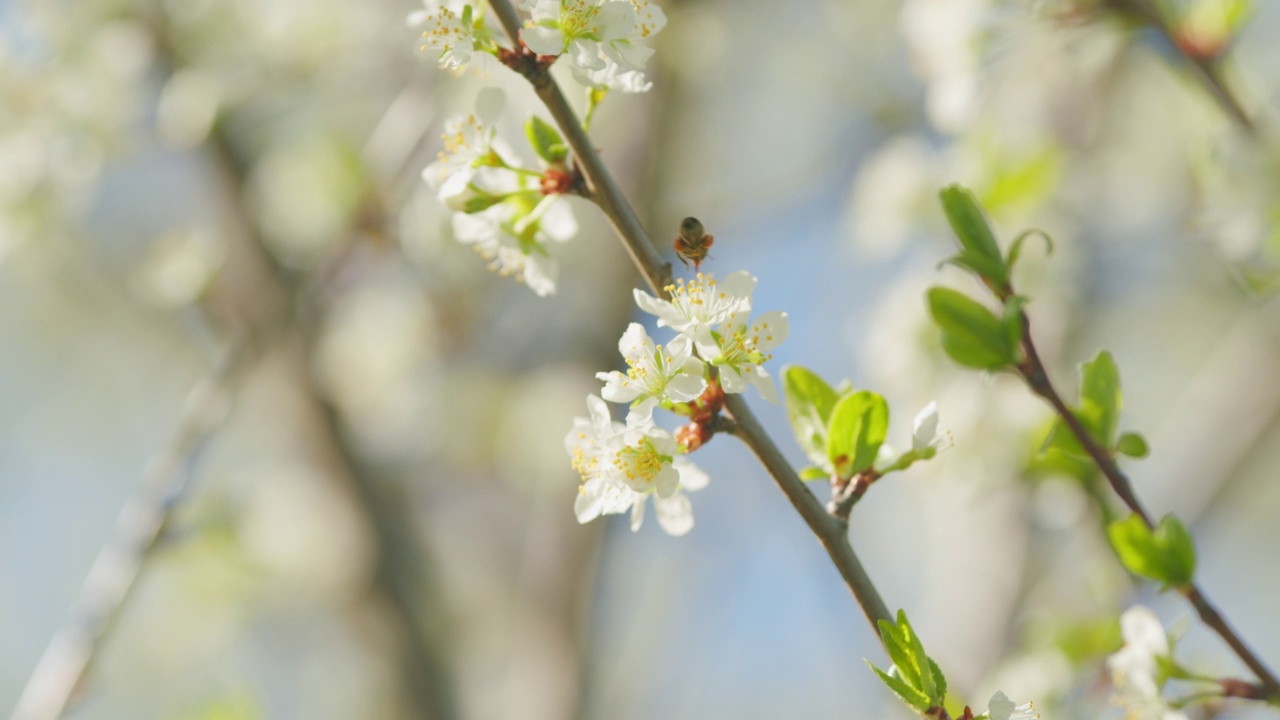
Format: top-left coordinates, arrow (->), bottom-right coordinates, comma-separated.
415,1 -> 485,71
566,396 -> 708,537
451,195 -> 577,296
523,0 -> 664,75
597,323 -> 707,413
631,459 -> 708,536
1107,606 -> 1186,720
633,271 -> 755,353
912,401 -> 942,452
702,309 -> 788,403
569,61 -> 653,93
986,691 -> 1039,720
421,87 -> 506,204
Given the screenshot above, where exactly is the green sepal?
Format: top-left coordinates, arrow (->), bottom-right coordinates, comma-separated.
826,391 -> 889,479
927,287 -> 1019,370
525,116 -> 568,164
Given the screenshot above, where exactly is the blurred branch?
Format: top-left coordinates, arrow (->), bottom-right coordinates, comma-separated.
207,127 -> 459,720
1015,309 -> 1280,700
485,0 -> 894,635
11,333 -> 260,720
1104,0 -> 1257,136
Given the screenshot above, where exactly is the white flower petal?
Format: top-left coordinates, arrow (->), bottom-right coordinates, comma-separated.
596,2 -> 637,39
653,464 -> 679,498
654,491 -> 694,536
674,459 -> 709,491
749,365 -> 779,403
912,401 -> 939,451
630,496 -> 646,531
665,373 -> 707,402
523,25 -> 565,55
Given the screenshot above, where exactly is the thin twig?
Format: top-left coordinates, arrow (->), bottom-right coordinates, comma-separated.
485,0 -> 893,633
1104,0 -> 1257,135
11,337 -> 256,720
1016,310 -> 1280,699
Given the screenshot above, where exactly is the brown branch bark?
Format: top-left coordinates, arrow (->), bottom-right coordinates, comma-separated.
485,0 -> 893,634
1016,311 -> 1280,700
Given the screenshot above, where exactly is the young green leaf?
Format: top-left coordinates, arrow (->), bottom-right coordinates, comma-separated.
927,287 -> 1019,370
525,116 -> 568,164
1115,432 -> 1149,459
799,466 -> 830,481
826,391 -> 889,478
1107,514 -> 1197,588
896,610 -> 938,702
1079,351 -> 1121,446
867,662 -> 933,714
939,184 -> 1008,286
783,366 -> 842,472
1006,228 -> 1054,272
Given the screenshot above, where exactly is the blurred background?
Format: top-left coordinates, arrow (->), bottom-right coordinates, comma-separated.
4,0 -> 1280,718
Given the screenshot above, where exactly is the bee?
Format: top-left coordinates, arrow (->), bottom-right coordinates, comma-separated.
673,216 -> 714,271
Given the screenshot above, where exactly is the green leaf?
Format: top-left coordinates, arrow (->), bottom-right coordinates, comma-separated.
927,287 -> 1019,370
799,466 -> 829,481
867,662 -> 933,713
939,251 -> 1008,287
928,658 -> 948,710
826,391 -> 890,478
783,366 -> 842,471
878,617 -> 922,691
1079,351 -> 1121,446
939,184 -> 1008,286
1107,514 -> 1198,587
525,116 -> 568,164
1006,228 -> 1054,272
1115,432 -> 1149,459
1041,418 -> 1086,458
897,610 -> 937,702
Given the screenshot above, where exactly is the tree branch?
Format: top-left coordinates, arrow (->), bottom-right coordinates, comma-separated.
11,337 -> 259,720
485,0 -> 893,634
1104,0 -> 1257,136
1016,310 -> 1280,699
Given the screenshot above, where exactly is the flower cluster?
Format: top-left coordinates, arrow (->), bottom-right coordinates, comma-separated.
566,271 -> 789,535
422,88 -> 579,296
411,0 -> 500,72
410,0 -> 666,94
521,0 -> 666,92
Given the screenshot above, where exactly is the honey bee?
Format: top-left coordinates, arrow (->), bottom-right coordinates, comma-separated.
673,216 -> 714,271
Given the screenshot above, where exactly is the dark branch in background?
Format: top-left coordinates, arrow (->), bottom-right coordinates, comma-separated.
10,339 -> 257,720
1015,310 -> 1280,699
485,0 -> 894,634
1104,0 -> 1257,135
207,128 -> 460,720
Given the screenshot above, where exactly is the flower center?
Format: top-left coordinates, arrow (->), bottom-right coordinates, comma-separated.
613,439 -> 662,485
570,434 -> 600,483
631,0 -> 659,38
561,0 -> 603,38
